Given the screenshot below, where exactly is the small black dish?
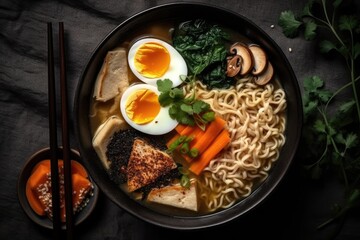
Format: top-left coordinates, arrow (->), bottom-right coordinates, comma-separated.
17,147 -> 99,229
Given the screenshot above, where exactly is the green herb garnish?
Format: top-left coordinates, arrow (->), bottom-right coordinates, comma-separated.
178,165 -> 191,188
167,134 -> 198,159
180,174 -> 190,189
279,0 -> 360,235
157,79 -> 215,130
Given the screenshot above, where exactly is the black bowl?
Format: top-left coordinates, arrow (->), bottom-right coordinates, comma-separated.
74,2 -> 302,230
17,147 -> 99,229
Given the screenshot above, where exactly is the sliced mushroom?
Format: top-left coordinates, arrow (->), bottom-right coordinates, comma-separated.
226,55 -> 242,77
230,42 -> 253,75
255,61 -> 274,85
248,44 -> 268,75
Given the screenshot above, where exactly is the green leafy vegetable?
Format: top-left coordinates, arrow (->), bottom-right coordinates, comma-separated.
173,19 -> 234,89
167,135 -> 188,152
157,79 -> 215,130
304,20 -> 317,40
279,0 -> 360,236
180,174 -> 190,188
180,142 -> 190,155
278,10 -> 302,37
178,165 -> 191,188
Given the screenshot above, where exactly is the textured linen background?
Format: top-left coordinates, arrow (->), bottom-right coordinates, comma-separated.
0,0 -> 358,239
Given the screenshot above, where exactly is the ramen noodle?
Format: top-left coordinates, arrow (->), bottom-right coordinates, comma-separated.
183,77 -> 286,211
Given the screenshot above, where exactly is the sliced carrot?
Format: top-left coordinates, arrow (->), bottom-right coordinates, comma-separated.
179,125 -> 197,136
192,116 -> 225,154
184,116 -> 226,162
167,124 -> 201,153
187,127 -> 203,141
175,124 -> 186,134
189,129 -> 230,175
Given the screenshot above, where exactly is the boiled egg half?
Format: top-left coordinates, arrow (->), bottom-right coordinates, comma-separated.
120,83 -> 178,135
128,38 -> 187,87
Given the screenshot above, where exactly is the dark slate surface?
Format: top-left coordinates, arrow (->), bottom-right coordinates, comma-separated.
0,0 -> 359,239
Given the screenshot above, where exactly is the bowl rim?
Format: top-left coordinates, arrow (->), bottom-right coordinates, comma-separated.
74,2 -> 303,230
17,147 -> 100,229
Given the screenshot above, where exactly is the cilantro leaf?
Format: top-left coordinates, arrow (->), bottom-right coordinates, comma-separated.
317,89 -> 332,103
157,79 -> 173,92
303,75 -> 324,92
169,88 -> 184,99
344,133 -> 358,149
180,103 -> 194,114
304,20 -> 317,40
192,100 -> 210,114
302,0 -> 314,16
339,15 -> 359,31
319,40 -> 337,53
303,100 -> 318,119
158,91 -> 173,106
338,100 -> 356,114
169,104 -> 195,126
331,100 -> 355,128
278,10 -> 302,38
335,132 -> 346,145
158,78 -> 215,128
314,119 -> 326,133
327,125 -> 336,137
303,76 -> 332,103
201,111 -> 215,122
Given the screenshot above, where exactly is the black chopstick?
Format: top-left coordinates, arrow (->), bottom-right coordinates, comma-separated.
47,22 -> 61,239
59,22 -> 74,240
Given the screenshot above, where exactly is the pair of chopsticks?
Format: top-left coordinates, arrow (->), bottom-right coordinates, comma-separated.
47,22 -> 74,240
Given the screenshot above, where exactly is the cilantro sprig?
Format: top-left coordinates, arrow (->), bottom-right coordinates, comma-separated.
157,78 -> 215,130
279,0 -> 360,235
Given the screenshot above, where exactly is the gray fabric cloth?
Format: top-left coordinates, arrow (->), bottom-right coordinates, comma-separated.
1,0 -> 359,239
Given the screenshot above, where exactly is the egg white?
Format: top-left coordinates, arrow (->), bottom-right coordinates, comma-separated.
120,84 -> 178,135
128,38 -> 187,88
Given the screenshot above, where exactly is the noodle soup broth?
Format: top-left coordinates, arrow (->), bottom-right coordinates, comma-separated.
89,18 -> 287,217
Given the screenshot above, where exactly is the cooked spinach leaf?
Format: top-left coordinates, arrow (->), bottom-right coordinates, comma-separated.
172,19 -> 234,89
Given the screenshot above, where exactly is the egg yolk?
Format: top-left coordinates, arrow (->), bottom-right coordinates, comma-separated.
134,42 -> 170,78
125,89 -> 161,124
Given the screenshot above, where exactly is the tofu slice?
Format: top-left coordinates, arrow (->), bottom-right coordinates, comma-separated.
93,48 -> 129,102
127,138 -> 177,192
147,180 -> 198,212
92,116 -> 128,169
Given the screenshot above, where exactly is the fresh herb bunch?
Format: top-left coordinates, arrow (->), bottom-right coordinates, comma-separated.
157,79 -> 215,130
279,0 -> 360,233
172,19 -> 234,89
